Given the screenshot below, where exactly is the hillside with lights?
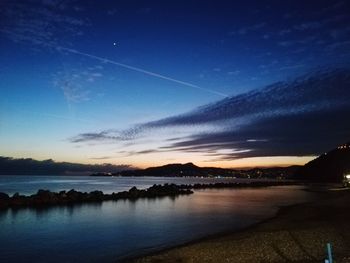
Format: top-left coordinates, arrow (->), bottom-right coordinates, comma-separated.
296,142 -> 350,183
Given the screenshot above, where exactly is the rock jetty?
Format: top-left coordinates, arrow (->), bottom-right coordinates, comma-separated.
0,184 -> 193,209
0,181 -> 295,209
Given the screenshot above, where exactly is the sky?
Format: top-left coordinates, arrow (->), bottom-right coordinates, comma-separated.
1,0 -> 350,168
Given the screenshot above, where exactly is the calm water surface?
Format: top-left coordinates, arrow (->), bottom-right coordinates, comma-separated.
0,176 -> 314,262
0,175 -> 283,195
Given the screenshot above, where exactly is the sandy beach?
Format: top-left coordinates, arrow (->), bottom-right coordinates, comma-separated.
133,187 -> 350,263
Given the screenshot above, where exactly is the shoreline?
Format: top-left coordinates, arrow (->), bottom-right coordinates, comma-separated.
120,195 -> 313,262
120,205 -> 297,262
130,186 -> 350,263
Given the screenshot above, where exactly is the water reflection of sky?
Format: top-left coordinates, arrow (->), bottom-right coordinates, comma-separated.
0,186 -> 315,262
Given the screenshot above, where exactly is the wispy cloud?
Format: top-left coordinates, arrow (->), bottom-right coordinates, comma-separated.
70,130 -> 124,143
294,22 -> 322,31
0,0 -> 86,47
326,41 -> 350,51
107,9 -> 118,16
227,70 -> 240,76
229,22 -> 266,36
0,0 -> 93,103
88,156 -> 114,160
71,68 -> 350,160
279,64 -> 305,71
53,65 -> 104,103
60,82 -> 90,103
278,36 -> 317,47
278,29 -> 292,36
278,41 -> 294,47
161,106 -> 350,160
279,14 -> 349,38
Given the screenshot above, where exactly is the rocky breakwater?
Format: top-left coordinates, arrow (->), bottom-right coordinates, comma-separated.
0,181 -> 297,209
0,184 -> 193,209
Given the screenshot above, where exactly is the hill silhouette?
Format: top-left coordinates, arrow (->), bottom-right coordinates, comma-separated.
0,157 -> 131,175
296,142 -> 350,182
109,162 -> 300,179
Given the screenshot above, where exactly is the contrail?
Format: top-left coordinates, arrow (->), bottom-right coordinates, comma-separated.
56,46 -> 228,98
0,28 -> 228,97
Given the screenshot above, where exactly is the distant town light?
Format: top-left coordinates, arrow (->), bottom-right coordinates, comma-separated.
346,175 -> 350,180
338,144 -> 349,149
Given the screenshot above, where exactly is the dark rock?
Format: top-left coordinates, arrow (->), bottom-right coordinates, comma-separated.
31,189 -> 60,205
88,190 -> 104,201
67,189 -> 81,201
128,186 -> 140,199
59,191 -> 67,199
0,192 -> 10,208
0,192 -> 9,200
11,193 -> 28,206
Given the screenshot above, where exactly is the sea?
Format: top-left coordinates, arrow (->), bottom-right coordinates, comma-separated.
0,175 -> 315,262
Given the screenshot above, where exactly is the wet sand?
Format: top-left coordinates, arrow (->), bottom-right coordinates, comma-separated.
133,187 -> 350,263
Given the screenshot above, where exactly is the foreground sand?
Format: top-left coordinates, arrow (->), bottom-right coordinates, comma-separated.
134,187 -> 350,263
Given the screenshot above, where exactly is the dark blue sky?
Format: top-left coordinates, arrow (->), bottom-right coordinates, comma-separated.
1,0 -> 350,167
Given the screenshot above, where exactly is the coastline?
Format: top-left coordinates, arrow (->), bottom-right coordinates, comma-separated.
130,186 -> 350,263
